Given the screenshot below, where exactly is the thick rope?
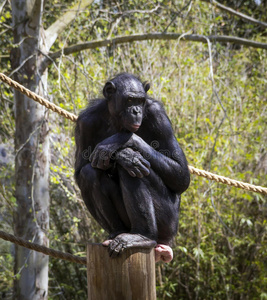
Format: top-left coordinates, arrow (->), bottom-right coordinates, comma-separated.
0,72 -> 266,195
188,166 -> 267,195
0,73 -> 77,122
0,230 -> 87,265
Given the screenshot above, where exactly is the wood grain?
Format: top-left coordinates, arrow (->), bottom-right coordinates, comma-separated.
87,243 -> 156,300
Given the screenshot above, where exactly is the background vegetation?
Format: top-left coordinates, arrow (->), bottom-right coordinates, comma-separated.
0,0 -> 266,299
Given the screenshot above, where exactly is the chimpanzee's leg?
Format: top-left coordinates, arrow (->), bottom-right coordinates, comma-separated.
107,166 -> 180,257
77,164 -> 130,236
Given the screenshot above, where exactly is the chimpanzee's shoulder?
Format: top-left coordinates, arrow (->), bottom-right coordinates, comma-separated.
145,98 -> 166,116
77,99 -> 107,125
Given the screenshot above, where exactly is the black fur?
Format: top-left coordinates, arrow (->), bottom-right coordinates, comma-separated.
75,73 -> 190,256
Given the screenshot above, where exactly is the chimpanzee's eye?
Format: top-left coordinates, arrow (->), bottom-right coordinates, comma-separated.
139,98 -> 146,105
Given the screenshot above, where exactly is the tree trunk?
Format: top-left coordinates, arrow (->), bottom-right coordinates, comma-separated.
11,1 -> 50,299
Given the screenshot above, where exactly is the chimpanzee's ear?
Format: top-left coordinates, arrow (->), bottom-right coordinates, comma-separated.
143,81 -> 150,93
103,81 -> 116,99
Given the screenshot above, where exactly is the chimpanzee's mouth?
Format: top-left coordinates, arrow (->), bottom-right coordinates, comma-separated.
126,123 -> 141,132
131,124 -> 140,130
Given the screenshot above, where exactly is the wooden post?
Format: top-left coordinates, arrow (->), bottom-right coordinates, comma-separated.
87,243 -> 156,300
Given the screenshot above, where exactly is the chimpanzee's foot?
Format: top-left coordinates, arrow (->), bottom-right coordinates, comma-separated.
102,239 -> 112,246
103,233 -> 156,258
155,244 -> 173,263
102,230 -> 128,246
108,230 -> 128,240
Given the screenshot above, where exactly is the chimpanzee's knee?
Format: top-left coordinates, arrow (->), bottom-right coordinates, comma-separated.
77,164 -> 100,190
78,164 -> 118,197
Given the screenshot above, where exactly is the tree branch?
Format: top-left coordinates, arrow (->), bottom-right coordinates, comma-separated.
45,0 -> 93,50
41,33 -> 267,69
0,0 -> 8,15
202,0 -> 267,28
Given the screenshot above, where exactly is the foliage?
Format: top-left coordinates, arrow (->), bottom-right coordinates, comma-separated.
0,0 -> 266,299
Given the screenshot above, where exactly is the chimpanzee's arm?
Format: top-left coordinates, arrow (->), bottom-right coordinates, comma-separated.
74,118 -> 90,180
128,102 -> 190,194
74,112 -> 107,180
75,110 -> 137,175
129,133 -> 189,193
89,102 -> 190,194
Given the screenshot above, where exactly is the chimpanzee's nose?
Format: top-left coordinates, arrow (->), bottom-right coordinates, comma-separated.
133,106 -> 141,114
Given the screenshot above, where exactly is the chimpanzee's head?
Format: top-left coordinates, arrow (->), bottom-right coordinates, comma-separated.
103,73 -> 150,132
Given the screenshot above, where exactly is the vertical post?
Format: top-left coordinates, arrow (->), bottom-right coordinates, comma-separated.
87,243 -> 156,300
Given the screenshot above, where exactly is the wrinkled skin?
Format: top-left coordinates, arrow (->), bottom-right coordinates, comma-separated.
75,73 -> 190,262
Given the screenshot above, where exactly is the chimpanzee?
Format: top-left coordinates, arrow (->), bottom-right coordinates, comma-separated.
74,73 -> 190,262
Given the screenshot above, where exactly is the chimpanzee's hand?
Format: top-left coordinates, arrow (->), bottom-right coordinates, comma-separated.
89,132 -> 132,170
115,148 -> 150,178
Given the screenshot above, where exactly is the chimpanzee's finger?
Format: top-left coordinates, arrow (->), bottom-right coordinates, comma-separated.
91,155 -> 98,168
132,166 -> 144,178
139,156 -> 151,169
103,156 -> 111,168
133,159 -> 150,176
127,169 -> 136,177
89,149 -> 97,163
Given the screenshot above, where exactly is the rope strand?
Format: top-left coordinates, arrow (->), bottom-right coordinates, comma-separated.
0,230 -> 87,265
1,72 -> 266,195
188,166 -> 267,195
0,73 -> 77,122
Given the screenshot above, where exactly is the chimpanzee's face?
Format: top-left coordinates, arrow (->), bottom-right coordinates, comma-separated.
103,74 -> 150,132
120,94 -> 146,132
